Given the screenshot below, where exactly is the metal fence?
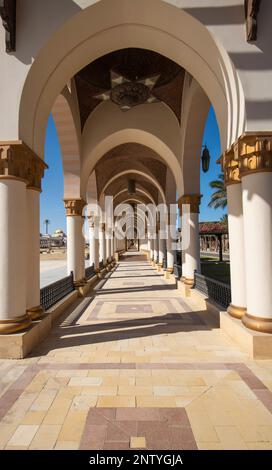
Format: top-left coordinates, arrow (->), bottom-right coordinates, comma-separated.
99,260 -> 104,270
40,272 -> 75,311
173,263 -> 182,279
85,264 -> 95,280
194,272 -> 231,309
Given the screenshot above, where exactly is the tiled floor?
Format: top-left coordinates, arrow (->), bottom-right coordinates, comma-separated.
1,252 -> 272,450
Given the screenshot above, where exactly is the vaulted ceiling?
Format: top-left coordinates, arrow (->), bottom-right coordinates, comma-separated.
75,48 -> 185,129
94,143 -> 168,204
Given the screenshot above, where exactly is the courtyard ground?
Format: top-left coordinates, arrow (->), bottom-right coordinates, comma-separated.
1,252 -> 272,450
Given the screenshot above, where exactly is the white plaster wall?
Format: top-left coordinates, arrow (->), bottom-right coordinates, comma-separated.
1,0 -> 271,154
81,101 -> 182,196
12,0 -> 246,156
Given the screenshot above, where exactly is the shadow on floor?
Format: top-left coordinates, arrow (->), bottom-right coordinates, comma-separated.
30,311 -> 220,357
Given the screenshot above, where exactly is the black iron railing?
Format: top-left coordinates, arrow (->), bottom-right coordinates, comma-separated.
194,272 -> 231,309
40,272 -> 75,311
85,264 -> 95,280
99,260 -> 104,270
173,263 -> 182,279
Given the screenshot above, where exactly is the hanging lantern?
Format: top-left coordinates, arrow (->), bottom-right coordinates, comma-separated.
128,179 -> 136,195
201,145 -> 211,173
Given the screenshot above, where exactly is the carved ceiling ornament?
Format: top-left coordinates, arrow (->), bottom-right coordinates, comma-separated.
244,0 -> 262,42
94,71 -> 160,112
0,141 -> 48,190
0,0 -> 16,52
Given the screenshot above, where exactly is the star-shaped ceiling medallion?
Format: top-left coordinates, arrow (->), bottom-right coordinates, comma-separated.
94,71 -> 160,111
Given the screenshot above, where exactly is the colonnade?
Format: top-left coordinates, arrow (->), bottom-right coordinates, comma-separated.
0,136 -> 272,337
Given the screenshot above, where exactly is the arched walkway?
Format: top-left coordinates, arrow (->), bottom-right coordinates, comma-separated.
0,254 -> 271,450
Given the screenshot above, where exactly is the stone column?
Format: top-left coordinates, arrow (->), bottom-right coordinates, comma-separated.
178,194 -> 201,288
153,223 -> 159,265
221,146 -> 247,319
0,142 -> 47,333
237,134 -> 272,333
88,215 -> 95,267
64,199 -> 86,286
158,222 -> 165,268
26,155 -> 48,320
99,223 -> 107,266
166,228 -> 174,274
106,228 -> 112,264
149,230 -> 154,261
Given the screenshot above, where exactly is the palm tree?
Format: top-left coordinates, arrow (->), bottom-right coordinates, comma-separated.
208,174 -> 227,210
44,219 -> 50,235
220,214 -> 228,224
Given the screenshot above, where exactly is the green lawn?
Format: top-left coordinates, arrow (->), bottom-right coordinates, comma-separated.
200,259 -> 230,285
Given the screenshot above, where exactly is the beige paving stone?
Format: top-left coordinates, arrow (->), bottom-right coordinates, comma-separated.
246,442 -> 272,450
69,377 -> 102,387
81,386 -> 118,396
118,386 -> 153,396
56,370 -> 88,378
0,424 -> 17,449
30,390 -> 57,412
21,411 -> 46,425
215,425 -> 247,450
197,442 -> 224,450
97,396 -> 135,407
153,386 -> 189,396
103,376 -> 135,386
58,411 -> 88,442
54,441 -> 79,450
130,437 -> 147,449
71,395 -> 97,410
29,424 -> 61,450
43,397 -> 71,425
7,425 -> 39,447
136,396 -> 176,408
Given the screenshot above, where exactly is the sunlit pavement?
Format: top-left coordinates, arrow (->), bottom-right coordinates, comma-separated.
1,252 -> 272,450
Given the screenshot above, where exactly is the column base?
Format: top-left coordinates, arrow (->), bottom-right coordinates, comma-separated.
27,305 -> 44,321
184,277 -> 195,288
0,314 -> 31,334
227,304 -> 246,320
74,278 -> 87,288
242,313 -> 272,334
166,267 -> 174,274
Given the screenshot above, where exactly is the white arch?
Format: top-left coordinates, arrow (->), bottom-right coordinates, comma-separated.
82,128 -> 182,197
113,189 -> 155,205
101,170 -> 166,204
51,87 -> 81,198
181,78 -> 211,194
19,0 -> 244,158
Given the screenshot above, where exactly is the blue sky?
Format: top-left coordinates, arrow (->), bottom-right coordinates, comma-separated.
40,106 -> 224,234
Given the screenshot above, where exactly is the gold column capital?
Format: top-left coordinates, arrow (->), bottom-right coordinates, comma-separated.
178,194 -> 202,214
0,141 -> 48,191
218,146 -> 240,186
64,198 -> 86,216
236,132 -> 272,178
219,132 -> 272,184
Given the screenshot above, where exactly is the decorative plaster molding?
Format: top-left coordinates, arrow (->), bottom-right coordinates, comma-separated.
0,141 -> 48,190
219,148 -> 240,186
244,0 -> 262,42
178,194 -> 202,214
219,133 -> 272,183
0,0 -> 16,52
64,199 -> 86,216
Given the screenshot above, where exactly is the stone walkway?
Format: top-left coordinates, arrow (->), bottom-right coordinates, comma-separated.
1,252 -> 272,450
